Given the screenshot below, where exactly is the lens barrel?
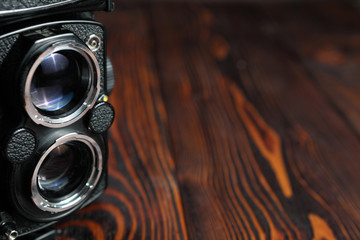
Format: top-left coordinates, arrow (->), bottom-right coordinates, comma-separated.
24,37 -> 101,128
31,133 -> 103,213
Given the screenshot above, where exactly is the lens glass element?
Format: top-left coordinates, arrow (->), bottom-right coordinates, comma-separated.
30,51 -> 90,116
37,142 -> 91,200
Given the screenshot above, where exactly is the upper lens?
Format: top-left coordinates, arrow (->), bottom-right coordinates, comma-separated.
37,142 -> 91,200
30,51 -> 90,116
24,40 -> 101,127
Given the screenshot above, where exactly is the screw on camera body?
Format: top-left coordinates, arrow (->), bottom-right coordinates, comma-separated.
87,34 -> 101,52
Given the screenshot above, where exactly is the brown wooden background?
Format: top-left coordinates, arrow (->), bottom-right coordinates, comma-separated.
56,1 -> 360,239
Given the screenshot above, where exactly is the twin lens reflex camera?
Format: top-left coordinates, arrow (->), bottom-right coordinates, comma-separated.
0,1 -> 115,239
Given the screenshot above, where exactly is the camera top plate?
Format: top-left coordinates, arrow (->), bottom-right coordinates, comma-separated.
0,0 -> 114,23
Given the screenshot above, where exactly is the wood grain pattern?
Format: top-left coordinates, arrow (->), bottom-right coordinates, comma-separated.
55,2 -> 360,239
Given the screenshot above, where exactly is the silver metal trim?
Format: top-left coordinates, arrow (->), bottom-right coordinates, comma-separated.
31,133 -> 103,213
0,20 -> 101,40
5,229 -> 18,240
0,0 -> 80,17
24,41 -> 101,128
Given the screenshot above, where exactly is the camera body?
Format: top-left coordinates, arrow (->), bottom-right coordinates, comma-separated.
0,1 -> 114,239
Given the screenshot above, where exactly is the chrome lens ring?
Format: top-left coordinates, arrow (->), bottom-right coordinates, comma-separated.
31,133 -> 103,213
24,41 -> 101,128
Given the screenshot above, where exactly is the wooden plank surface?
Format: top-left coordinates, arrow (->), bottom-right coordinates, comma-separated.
56,2 -> 360,239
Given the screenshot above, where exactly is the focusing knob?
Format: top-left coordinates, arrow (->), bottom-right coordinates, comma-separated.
88,102 -> 115,134
5,128 -> 36,163
106,56 -> 115,95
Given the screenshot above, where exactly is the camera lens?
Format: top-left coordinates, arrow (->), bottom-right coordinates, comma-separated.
31,134 -> 103,213
30,51 -> 89,115
37,142 -> 91,200
24,40 -> 100,127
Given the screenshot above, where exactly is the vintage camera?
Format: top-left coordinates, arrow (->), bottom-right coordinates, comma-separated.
0,1 -> 115,239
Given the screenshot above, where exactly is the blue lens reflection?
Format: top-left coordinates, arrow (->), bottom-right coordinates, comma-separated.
38,142 -> 90,199
30,53 -> 78,112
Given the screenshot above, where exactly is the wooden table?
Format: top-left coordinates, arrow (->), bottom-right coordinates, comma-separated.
56,2 -> 360,239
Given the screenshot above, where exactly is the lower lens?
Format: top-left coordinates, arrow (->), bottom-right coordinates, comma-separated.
31,134 -> 103,213
37,142 -> 91,200
30,51 -> 90,116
